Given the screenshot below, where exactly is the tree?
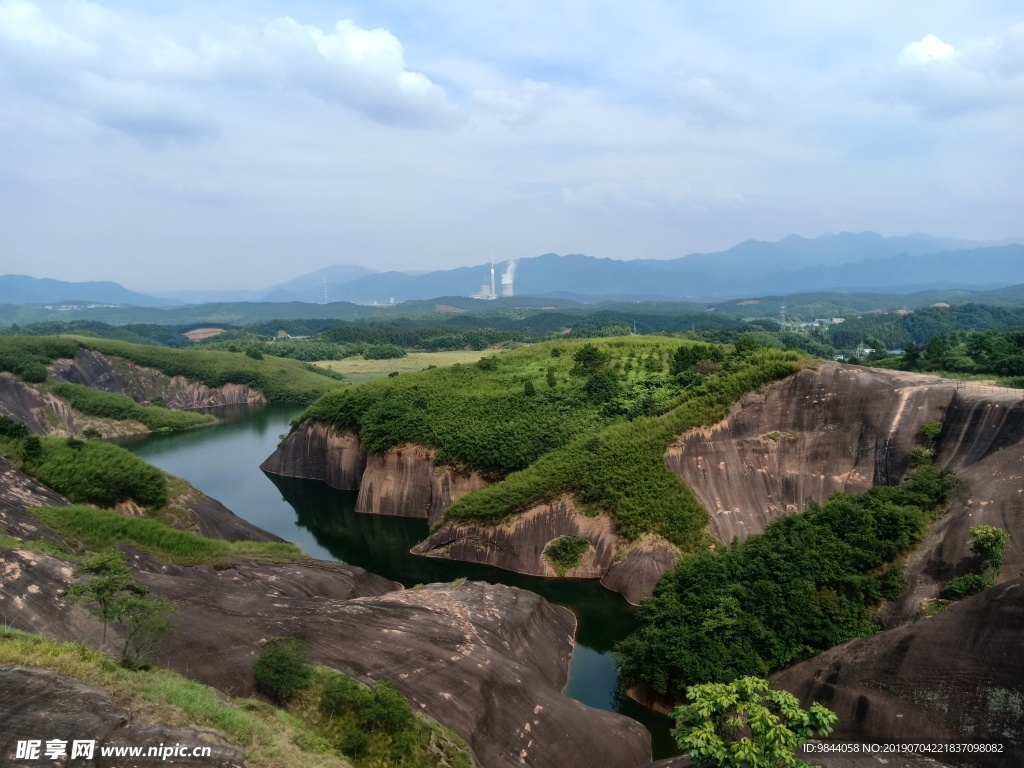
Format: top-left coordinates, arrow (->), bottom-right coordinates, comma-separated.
117,590 -> 175,669
64,552 -> 134,644
969,525 -> 1010,574
546,367 -> 557,388
524,380 -> 537,397
63,551 -> 174,667
570,343 -> 611,376
672,677 -> 838,768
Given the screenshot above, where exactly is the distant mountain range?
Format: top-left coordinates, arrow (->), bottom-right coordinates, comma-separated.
3,232 -> 1022,308
0,275 -> 178,307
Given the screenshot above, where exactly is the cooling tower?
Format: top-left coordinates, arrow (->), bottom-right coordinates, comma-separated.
500,260 -> 516,298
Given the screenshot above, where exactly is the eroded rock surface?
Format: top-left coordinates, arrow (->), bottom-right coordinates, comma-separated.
772,579 -> 1024,767
49,348 -> 267,409
0,667 -> 246,768
262,429 -> 490,525
883,389 -> 1024,624
666,363 -> 957,544
414,498 -> 675,604
260,421 -> 366,490
0,373 -> 147,437
0,458 -> 69,543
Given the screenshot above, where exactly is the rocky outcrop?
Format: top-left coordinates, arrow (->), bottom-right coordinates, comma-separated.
169,486 -> 286,543
0,373 -> 148,437
49,348 -> 267,409
260,421 -> 366,490
357,444 -> 436,518
262,429 -> 491,524
666,364 -> 957,544
601,537 -> 679,605
413,497 -> 676,603
1,544 -> 652,768
772,578 -> 1024,767
0,458 -> 69,545
0,667 -> 246,768
882,388 -> 1024,625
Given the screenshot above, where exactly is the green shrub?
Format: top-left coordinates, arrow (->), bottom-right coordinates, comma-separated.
363,343 -> 406,360
30,505 -> 302,565
0,415 -> 29,440
942,573 -> 993,600
254,637 -> 313,703
921,419 -> 942,447
321,675 -> 372,717
24,437 -> 168,507
340,730 -> 369,758
524,380 -> 536,397
544,536 -> 591,575
616,464 -> 958,698
49,383 -> 214,431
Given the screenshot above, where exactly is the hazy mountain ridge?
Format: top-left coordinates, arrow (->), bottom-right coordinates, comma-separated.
5,232 -> 1022,308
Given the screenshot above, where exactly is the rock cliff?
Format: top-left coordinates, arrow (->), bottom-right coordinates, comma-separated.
0,667 -> 246,768
772,578 -> 1024,767
413,497 -> 677,604
49,348 -> 267,409
665,363 -> 957,543
262,427 -> 490,525
260,421 -> 366,489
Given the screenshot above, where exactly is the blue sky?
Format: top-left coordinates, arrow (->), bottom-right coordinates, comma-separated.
0,0 -> 1021,289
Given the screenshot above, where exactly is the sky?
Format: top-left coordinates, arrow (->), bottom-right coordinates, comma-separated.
0,1 -> 1021,291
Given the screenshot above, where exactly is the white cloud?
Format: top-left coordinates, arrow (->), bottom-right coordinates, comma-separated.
897,34 -> 957,67
872,26 -> 1024,118
0,1 -> 458,138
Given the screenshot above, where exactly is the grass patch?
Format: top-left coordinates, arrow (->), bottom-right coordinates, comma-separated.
0,628 -> 353,768
48,382 -> 215,431
0,531 -> 70,557
30,505 -> 303,565
314,350 -> 488,385
543,535 -> 591,576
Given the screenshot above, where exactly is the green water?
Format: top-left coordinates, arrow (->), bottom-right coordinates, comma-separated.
118,403 -> 677,758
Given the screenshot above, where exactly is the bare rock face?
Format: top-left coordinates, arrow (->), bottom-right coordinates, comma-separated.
413,498 -> 676,603
0,667 -> 245,768
2,543 -> 652,768
170,486 -> 285,544
601,538 -> 680,605
0,373 -> 144,438
666,363 -> 957,544
133,565 -> 651,768
356,444 -> 436,518
883,389 -> 1024,624
262,429 -> 490,524
260,421 -> 366,490
49,348 -> 267,409
0,458 -> 69,543
772,579 -> 1024,767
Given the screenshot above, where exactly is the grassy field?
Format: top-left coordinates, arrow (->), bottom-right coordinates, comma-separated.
314,350 -> 488,385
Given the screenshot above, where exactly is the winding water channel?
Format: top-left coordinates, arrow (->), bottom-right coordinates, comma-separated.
118,404 -> 676,758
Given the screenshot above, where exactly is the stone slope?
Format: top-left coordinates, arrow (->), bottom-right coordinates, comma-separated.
0,373 -> 148,437
772,578 -> 1024,767
49,348 -> 267,410
0,461 -> 654,768
665,363 -> 957,543
883,388 -> 1024,624
0,667 -> 246,768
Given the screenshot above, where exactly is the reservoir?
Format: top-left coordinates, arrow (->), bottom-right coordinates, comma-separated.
119,403 -> 675,758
